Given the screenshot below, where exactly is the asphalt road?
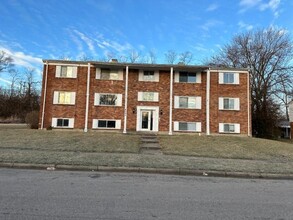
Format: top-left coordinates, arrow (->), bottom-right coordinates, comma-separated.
0,168 -> 293,220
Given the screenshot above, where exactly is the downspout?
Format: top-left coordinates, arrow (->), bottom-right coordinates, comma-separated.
169,67 -> 173,135
84,63 -> 90,132
123,66 -> 129,134
247,70 -> 251,136
40,61 -> 48,129
206,68 -> 210,135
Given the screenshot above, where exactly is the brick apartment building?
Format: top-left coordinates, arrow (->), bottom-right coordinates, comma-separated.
39,59 -> 251,135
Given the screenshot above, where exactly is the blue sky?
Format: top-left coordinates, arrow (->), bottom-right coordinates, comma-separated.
0,0 -> 293,85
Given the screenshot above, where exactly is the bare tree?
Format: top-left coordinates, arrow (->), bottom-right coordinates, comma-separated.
146,49 -> 157,64
179,51 -> 193,64
128,50 -> 141,63
79,54 -> 93,61
165,50 -> 177,64
0,50 -> 14,73
209,27 -> 293,138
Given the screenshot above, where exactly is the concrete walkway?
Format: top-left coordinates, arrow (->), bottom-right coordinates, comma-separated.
139,133 -> 162,154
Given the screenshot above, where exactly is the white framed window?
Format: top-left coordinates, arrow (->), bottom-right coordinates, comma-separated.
174,71 -> 201,83
53,91 -> 76,105
219,97 -> 240,110
96,68 -> 123,80
219,72 -> 239,84
52,118 -> 74,128
138,92 -> 159,102
92,119 -> 121,129
94,93 -> 122,106
138,70 -> 159,82
174,121 -> 201,132
219,123 -> 240,133
55,66 -> 77,78
174,96 -> 201,109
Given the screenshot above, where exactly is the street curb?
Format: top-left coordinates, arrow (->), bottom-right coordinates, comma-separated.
1,162 -> 293,180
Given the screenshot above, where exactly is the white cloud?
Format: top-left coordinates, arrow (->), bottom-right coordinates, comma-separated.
0,46 -> 42,69
239,0 -> 281,17
206,3 -> 218,12
0,77 -> 12,85
238,21 -> 254,31
73,30 -> 97,56
200,20 -> 223,31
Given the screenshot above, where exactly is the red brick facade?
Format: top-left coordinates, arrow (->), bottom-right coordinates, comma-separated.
39,60 -> 251,135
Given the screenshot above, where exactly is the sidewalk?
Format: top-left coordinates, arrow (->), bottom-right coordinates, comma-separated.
1,149 -> 293,179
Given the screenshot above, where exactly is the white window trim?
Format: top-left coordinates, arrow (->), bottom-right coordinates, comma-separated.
138,70 -> 159,82
55,66 -> 77,78
174,96 -> 201,109
96,68 -> 123,80
219,72 -> 239,84
174,71 -> 201,83
92,119 -> 121,129
94,93 -> 123,106
219,123 -> 240,133
174,121 -> 201,132
219,97 -> 240,110
137,92 -> 159,102
51,117 -> 74,128
53,91 -> 76,105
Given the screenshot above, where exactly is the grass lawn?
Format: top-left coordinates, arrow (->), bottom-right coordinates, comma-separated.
0,124 -> 140,153
1,124 -> 293,174
160,135 -> 293,162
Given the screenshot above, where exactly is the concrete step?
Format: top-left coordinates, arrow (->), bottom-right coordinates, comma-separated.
140,143 -> 161,150
141,138 -> 159,143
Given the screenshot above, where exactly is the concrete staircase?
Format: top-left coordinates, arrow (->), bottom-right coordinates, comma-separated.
139,133 -> 162,154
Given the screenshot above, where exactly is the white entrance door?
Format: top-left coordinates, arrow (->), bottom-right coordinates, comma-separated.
136,106 -> 159,132
141,110 -> 153,131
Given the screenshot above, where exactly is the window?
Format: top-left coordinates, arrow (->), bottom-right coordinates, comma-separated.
174,96 -> 201,109
175,71 -> 201,83
92,119 -> 121,129
219,72 -> 239,84
174,121 -> 201,132
219,123 -> 240,133
219,97 -> 240,110
55,66 -> 77,78
138,92 -> 159,102
224,124 -> 235,132
52,118 -> 74,128
96,68 -> 123,80
179,72 -> 196,83
94,93 -> 122,106
138,70 -> 159,82
53,91 -> 76,105
143,71 -> 155,81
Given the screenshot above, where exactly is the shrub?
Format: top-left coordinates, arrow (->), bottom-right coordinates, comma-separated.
25,111 -> 39,129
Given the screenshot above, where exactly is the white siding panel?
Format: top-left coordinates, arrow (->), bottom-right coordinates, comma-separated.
116,94 -> 122,106
70,92 -> 76,105
72,67 -> 77,78
154,92 -> 159,102
196,72 -> 201,83
53,91 -> 59,104
196,122 -> 202,132
137,92 -> 143,101
234,73 -> 239,84
55,66 -> 61,77
92,119 -> 98,128
219,123 -> 224,133
219,97 -> 224,110
154,71 -> 160,82
174,72 -> 179,83
118,70 -> 124,80
195,97 -> 201,109
174,96 -> 179,108
219,72 -> 224,84
51,118 -> 57,127
235,124 -> 240,133
68,118 -> 74,128
138,70 -> 144,81
174,121 -> 179,131
96,68 -> 101,79
234,98 -> 240,110
115,120 -> 121,129
94,93 -> 100,106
